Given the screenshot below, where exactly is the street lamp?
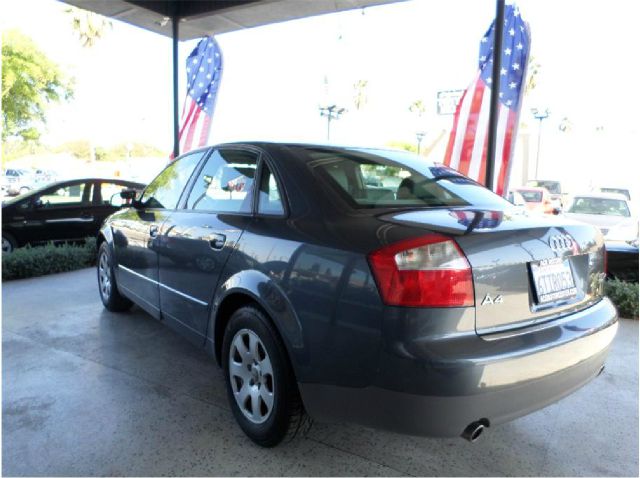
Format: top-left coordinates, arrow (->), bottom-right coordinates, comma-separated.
319,105 -> 346,141
415,131 -> 426,156
531,107 -> 550,179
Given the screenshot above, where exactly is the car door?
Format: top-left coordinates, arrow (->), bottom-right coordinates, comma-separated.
111,152 -> 205,318
157,147 -> 259,342
19,181 -> 95,245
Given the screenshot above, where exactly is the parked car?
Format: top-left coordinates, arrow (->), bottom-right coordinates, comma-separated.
1,168 -> 36,196
526,179 -> 564,208
512,186 -> 557,214
564,193 -> 638,242
97,143 -> 616,447
599,187 -> 631,201
2,178 -> 145,253
606,240 -> 639,282
34,168 -> 59,187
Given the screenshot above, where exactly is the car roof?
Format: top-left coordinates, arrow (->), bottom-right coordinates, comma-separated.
3,177 -> 146,204
212,141 -> 428,159
514,187 -> 547,193
573,192 -> 629,201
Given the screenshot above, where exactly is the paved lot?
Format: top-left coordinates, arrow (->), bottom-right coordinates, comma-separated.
3,268 -> 638,476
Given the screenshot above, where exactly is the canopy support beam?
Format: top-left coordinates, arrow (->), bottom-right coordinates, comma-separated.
172,16 -> 180,158
485,0 -> 505,191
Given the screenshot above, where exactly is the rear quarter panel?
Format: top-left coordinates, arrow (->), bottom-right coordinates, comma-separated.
211,216 -> 385,387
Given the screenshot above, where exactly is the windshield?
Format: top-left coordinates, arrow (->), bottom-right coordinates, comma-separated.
569,197 -> 630,217
527,180 -> 561,194
305,147 -> 509,209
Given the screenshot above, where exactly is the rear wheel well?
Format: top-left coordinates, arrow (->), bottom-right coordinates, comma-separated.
214,293 -> 274,365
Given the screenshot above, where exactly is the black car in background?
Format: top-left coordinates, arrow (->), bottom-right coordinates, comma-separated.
606,240 -> 639,282
2,178 -> 145,253
97,143 -> 616,447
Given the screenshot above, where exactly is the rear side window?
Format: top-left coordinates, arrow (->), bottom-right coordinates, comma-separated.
99,182 -> 136,205
141,151 -> 204,209
185,149 -> 258,213
257,163 -> 284,216
305,148 -> 508,209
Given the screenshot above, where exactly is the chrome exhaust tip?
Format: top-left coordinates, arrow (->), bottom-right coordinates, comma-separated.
461,420 -> 488,442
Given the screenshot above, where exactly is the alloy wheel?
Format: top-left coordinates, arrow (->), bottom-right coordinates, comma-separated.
98,251 -> 112,300
228,328 -> 275,424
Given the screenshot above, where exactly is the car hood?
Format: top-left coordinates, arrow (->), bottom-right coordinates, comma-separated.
563,212 -> 630,228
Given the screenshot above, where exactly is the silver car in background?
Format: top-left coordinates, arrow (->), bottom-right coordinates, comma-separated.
564,192 -> 638,243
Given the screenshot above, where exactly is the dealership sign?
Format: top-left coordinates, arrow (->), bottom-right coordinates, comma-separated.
437,89 -> 464,115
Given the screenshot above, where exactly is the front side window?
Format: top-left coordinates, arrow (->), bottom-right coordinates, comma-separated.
141,151 -> 204,209
37,183 -> 92,208
186,149 -> 258,213
306,147 -> 508,209
257,164 -> 284,216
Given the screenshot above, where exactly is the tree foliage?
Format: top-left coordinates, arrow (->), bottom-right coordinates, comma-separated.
2,30 -> 73,142
53,140 -> 165,161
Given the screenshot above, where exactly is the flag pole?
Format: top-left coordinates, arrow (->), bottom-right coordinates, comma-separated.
485,0 -> 505,191
172,16 -> 180,159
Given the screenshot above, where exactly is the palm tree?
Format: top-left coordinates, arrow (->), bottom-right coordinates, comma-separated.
353,80 -> 368,111
409,99 -> 426,117
525,56 -> 541,96
65,6 -> 112,48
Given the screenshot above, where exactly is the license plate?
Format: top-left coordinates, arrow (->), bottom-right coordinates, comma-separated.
530,257 -> 577,304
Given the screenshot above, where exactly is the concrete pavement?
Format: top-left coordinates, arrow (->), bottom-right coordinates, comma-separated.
3,268 -> 638,476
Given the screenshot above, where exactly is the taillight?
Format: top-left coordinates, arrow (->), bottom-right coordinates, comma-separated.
368,234 -> 474,307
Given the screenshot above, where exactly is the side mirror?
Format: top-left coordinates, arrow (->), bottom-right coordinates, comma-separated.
552,207 -> 562,215
33,198 -> 44,209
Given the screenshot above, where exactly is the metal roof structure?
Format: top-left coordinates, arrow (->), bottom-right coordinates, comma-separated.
57,0 -> 506,190
60,0 -> 406,40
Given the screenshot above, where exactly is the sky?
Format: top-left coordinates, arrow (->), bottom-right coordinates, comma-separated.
2,0 -> 639,193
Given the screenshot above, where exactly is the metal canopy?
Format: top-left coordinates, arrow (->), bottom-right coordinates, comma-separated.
60,0 -> 406,40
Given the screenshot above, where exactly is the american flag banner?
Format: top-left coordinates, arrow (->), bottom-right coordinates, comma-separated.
443,3 -> 530,196
175,36 -> 223,157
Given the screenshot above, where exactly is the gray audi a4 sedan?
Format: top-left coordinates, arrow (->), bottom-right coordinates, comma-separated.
97,143 -> 618,446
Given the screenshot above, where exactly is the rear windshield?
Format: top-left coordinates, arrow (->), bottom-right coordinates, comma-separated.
519,190 -> 543,202
527,180 -> 561,194
569,197 -> 630,217
304,147 -> 509,209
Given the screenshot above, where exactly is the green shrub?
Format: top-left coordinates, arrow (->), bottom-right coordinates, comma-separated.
605,279 -> 639,319
2,238 -> 97,281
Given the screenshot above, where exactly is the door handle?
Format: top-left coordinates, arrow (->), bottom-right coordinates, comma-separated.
208,233 -> 226,250
149,225 -> 159,237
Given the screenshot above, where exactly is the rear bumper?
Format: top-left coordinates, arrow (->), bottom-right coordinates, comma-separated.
299,298 -> 618,437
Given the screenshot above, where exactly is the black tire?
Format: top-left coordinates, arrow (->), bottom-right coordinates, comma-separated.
2,232 -> 17,254
222,305 -> 308,447
97,242 -> 133,312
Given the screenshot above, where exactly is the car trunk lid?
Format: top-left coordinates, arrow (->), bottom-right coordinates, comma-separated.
380,207 -> 606,335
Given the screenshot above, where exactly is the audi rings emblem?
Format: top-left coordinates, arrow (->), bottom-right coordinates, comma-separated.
549,234 -> 575,252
